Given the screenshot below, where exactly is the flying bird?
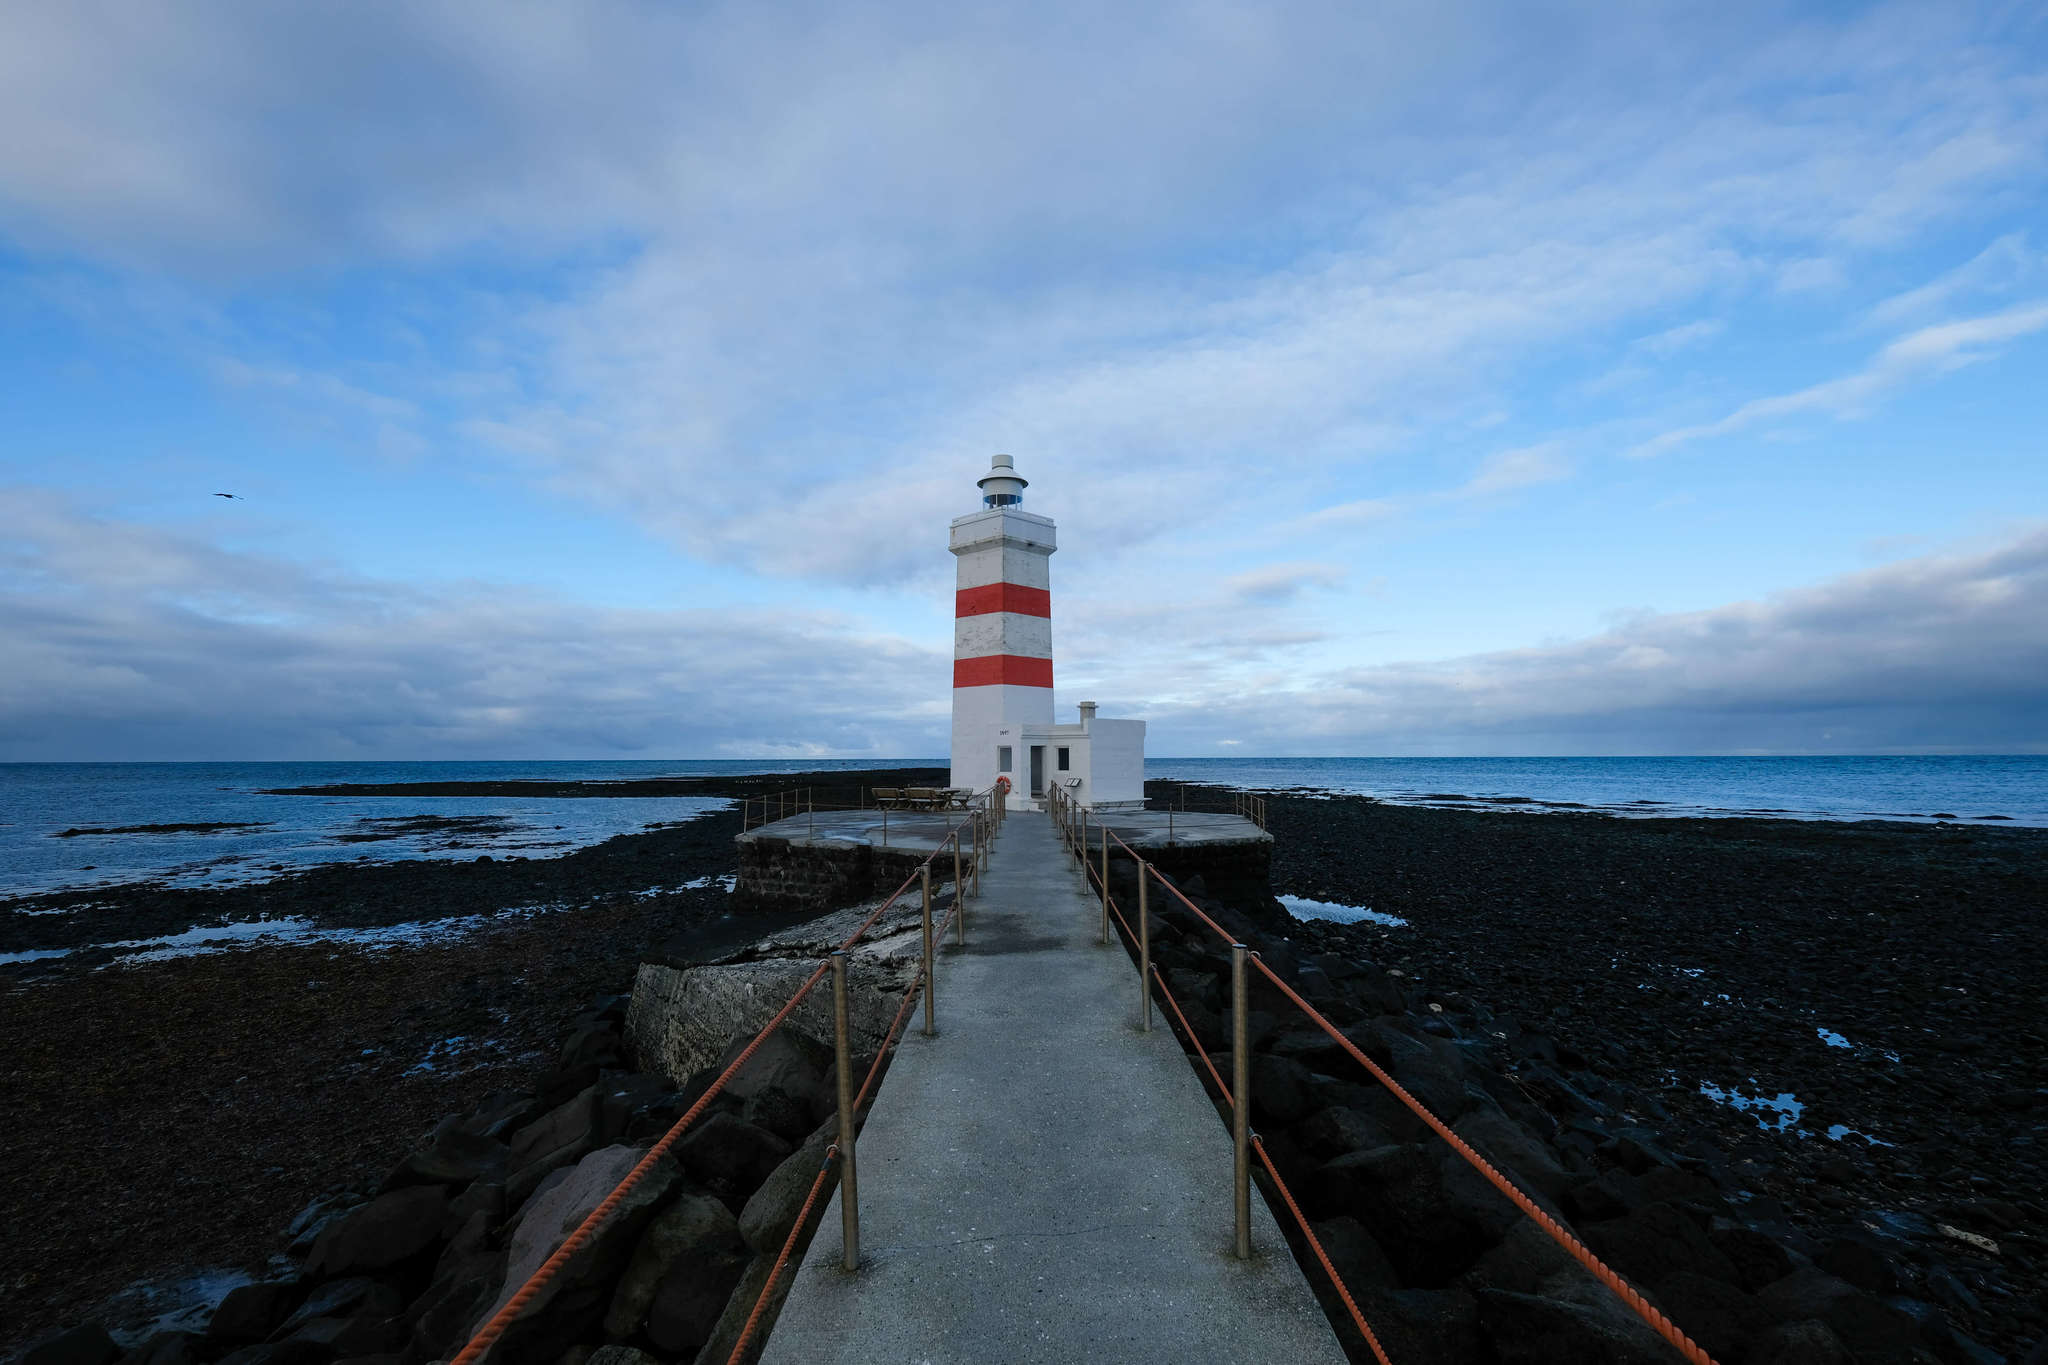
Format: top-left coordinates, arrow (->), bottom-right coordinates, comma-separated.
214,493 -> 239,499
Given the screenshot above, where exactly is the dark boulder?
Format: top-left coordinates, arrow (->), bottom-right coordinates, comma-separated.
1355,1285 -> 1483,1363
1249,1054 -> 1317,1125
305,1186 -> 450,1280
641,1209 -> 752,1353
1309,1216 -> 1398,1291
1579,1202 -> 1740,1292
1750,1319 -> 1851,1365
26,1326 -> 124,1365
1816,1235 -> 1899,1296
558,1021 -> 623,1072
115,1333 -> 203,1365
674,1112 -> 794,1195
1709,1217 -> 1795,1293
717,1031 -> 834,1143
380,1115 -> 508,1192
211,1344 -> 334,1365
1314,1143 -> 1494,1286
276,1278 -> 403,1336
738,1122 -> 837,1254
473,1145 -> 682,1365
1651,1270 -> 1771,1365
209,1282 -> 304,1344
1296,1105 -> 1397,1161
506,1085 -> 602,1207
605,1188 -> 746,1341
1477,1281 -> 1675,1365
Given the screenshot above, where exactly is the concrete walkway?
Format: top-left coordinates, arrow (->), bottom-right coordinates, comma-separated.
761,810 -> 1346,1365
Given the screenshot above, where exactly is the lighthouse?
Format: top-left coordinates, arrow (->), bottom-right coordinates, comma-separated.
949,454 -> 1145,809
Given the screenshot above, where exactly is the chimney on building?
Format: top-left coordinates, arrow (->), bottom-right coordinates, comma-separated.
1078,701 -> 1097,725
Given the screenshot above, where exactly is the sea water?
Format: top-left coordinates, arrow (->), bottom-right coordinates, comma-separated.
1145,755 -> 2048,827
0,759 -> 929,899
2,755 -> 2042,899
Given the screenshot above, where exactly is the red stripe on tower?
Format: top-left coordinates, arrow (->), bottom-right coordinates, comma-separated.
955,584 -> 1052,618
952,655 -> 1054,688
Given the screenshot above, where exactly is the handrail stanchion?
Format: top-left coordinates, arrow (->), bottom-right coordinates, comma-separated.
1138,863 -> 1153,1032
920,866 -> 937,1038
1099,823 -> 1110,945
832,951 -> 860,1271
1232,942 -> 1252,1259
952,832 -> 966,936
881,804 -> 889,848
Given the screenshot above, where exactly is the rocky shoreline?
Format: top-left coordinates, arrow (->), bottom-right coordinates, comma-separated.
5,772 -> 2043,1363
0,769 -> 943,1358
1152,782 -> 2044,1362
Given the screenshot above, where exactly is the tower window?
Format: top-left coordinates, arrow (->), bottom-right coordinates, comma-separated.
1056,747 -> 1069,771
997,745 -> 1012,772
984,492 -> 1022,507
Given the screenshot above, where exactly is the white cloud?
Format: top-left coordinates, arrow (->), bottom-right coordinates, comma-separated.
1456,443 -> 1571,498
1863,232 -> 2039,331
1631,299 -> 2048,458
6,3 -> 2046,587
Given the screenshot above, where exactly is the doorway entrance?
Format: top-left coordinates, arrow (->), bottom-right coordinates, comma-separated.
1029,745 -> 1045,798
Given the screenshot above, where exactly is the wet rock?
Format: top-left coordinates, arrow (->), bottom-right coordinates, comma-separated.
458,1090 -> 544,1142
24,1325 -> 123,1365
738,1122 -> 837,1254
211,1343 -> 335,1365
209,1282 -> 304,1344
604,1189 -> 745,1341
305,1186 -> 450,1279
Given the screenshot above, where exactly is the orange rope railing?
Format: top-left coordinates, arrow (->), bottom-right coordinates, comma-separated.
453,805 -> 987,1365
1065,793 -> 1718,1365
722,892 -> 963,1365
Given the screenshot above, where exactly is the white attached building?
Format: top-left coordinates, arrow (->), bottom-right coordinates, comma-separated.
948,455 -> 1146,809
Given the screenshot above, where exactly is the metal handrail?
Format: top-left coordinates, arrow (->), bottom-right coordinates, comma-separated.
1045,782 -> 1718,1365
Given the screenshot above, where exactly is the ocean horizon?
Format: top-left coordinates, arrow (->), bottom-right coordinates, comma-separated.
2,754 -> 2043,899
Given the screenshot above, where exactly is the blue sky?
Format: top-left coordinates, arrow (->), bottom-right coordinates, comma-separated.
3,1 -> 2045,760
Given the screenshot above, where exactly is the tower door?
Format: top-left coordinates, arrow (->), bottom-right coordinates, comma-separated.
1029,745 -> 1045,798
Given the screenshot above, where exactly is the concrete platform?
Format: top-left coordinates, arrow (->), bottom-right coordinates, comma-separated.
1087,808 -> 1272,851
738,808 -> 969,856
759,810 -> 1344,1365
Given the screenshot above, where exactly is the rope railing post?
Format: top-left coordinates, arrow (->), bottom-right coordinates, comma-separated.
1138,862 -> 1153,1032
920,866 -> 936,1038
832,951 -> 860,1271
952,831 -> 965,922
1231,942 -> 1252,1259
1099,823 -> 1110,945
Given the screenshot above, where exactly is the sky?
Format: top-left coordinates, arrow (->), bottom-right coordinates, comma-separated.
2,0 -> 2046,761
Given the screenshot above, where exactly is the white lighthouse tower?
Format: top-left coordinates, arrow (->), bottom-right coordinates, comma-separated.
948,454 -> 1145,809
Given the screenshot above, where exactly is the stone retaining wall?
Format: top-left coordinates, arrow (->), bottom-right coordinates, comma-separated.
734,835 -> 938,913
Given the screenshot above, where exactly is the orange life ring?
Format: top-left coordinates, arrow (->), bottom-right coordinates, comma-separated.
994,775 -> 1011,794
